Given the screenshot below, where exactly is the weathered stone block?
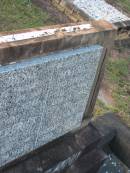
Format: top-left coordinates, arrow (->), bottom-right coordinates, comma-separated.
0,45 -> 104,167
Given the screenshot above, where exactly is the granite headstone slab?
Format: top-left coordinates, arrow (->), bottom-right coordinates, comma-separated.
0,45 -> 104,167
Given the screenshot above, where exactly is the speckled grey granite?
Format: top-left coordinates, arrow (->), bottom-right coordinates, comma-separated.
0,45 -> 104,167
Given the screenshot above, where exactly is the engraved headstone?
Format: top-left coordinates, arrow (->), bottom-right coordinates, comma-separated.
0,44 -> 104,167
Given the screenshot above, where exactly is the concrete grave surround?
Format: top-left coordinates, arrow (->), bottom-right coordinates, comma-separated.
71,0 -> 130,23
0,24 -> 93,44
0,44 -> 104,167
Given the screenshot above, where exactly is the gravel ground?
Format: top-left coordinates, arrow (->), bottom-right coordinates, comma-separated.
72,0 -> 130,23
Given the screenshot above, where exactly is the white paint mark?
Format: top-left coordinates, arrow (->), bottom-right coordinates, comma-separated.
9,62 -> 16,65
0,24 -> 93,44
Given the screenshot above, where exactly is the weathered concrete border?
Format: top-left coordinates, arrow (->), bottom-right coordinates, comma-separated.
45,0 -> 130,51
0,20 -> 116,65
92,113 -> 130,168
1,122 -> 115,173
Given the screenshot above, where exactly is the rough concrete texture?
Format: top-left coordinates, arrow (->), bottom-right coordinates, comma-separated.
0,21 -> 115,65
0,24 -> 93,44
71,0 -> 130,23
0,45 -> 104,167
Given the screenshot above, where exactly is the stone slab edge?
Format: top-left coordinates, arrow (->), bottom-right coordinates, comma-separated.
83,48 -> 107,119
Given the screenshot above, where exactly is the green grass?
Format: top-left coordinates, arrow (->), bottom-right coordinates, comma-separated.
95,56 -> 130,126
106,57 -> 130,115
0,0 -> 56,32
117,0 -> 130,12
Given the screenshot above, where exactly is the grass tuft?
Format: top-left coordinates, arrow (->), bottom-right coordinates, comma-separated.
0,0 -> 56,32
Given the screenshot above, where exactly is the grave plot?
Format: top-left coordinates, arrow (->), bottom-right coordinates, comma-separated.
0,20 -> 115,169
0,1 -> 130,173
60,0 -> 130,23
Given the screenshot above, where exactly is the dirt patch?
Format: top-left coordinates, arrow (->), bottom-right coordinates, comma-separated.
110,48 -> 130,60
97,48 -> 130,107
98,81 -> 115,106
111,42 -> 130,59
32,0 -> 72,24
